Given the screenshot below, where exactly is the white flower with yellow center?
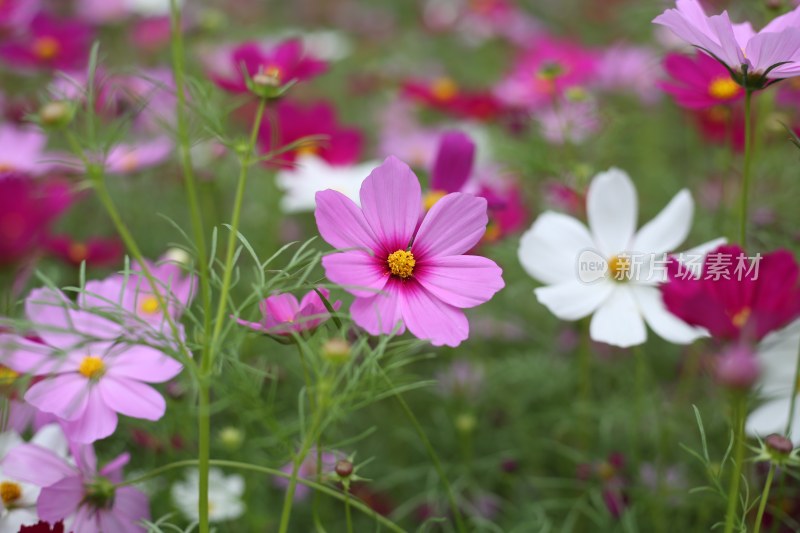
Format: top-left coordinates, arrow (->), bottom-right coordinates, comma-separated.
518,168 -> 722,348
0,425 -> 68,533
171,468 -> 245,523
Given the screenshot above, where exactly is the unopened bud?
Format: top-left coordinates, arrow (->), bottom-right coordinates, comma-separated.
39,101 -> 72,128
322,337 -> 351,364
164,247 -> 191,267
765,0 -> 783,11
715,346 -> 759,390
766,434 -> 793,455
335,459 -> 354,478
219,426 -> 244,450
455,412 -> 476,433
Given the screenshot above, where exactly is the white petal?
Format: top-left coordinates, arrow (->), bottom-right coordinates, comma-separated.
746,398 -> 800,442
758,319 -> 800,397
518,212 -> 595,284
535,280 -> 614,321
590,285 -> 647,347
29,424 -> 68,458
632,189 -> 693,254
587,168 -> 637,256
631,284 -> 706,344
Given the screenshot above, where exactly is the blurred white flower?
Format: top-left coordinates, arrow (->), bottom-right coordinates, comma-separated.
171,468 -> 245,523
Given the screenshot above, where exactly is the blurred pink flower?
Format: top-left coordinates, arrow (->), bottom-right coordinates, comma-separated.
274,449 -> 340,501
103,138 -> 173,175
0,13 -> 92,71
536,96 -> 601,145
45,235 -> 123,268
0,0 -> 40,30
402,77 -> 501,121
0,125 -> 62,175
596,44 -> 661,105
236,288 -> 341,335
315,156 -> 504,347
660,52 -> 744,109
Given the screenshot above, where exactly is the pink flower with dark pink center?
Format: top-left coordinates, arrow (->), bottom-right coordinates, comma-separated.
3,441 -> 149,532
236,288 -> 341,335
210,39 -> 327,93
315,156 -> 504,347
660,52 -> 744,109
662,245 -> 800,343
45,235 -> 123,268
0,13 -> 92,71
402,78 -> 501,121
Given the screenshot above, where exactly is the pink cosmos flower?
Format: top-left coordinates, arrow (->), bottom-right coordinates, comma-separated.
595,44 -> 661,106
0,174 -> 73,266
427,130 -> 476,198
653,0 -> 800,83
315,156 -> 504,347
660,52 -> 744,109
258,99 -> 362,167
3,441 -> 149,532
662,245 -> 800,343
402,78 -> 501,121
0,125 -> 61,175
494,35 -> 598,110
0,0 -> 40,30
0,13 -> 92,71
4,287 -> 183,442
102,138 -> 173,175
45,235 -> 123,268
535,95 -> 602,145
236,288 -> 341,335
210,39 -> 327,93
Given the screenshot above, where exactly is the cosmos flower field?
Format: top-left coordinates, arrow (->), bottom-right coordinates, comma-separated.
3,0 -> 800,531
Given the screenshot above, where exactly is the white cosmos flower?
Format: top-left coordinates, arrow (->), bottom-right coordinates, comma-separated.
172,468 -> 245,523
518,168 -> 722,348
123,0 -> 181,16
746,320 -> 800,441
276,155 -> 380,213
0,424 -> 69,533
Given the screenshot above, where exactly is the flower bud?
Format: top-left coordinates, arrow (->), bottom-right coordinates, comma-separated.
715,345 -> 760,390
219,426 -> 244,450
766,434 -> 793,455
335,459 -> 354,478
39,101 -> 73,128
455,412 -> 477,433
321,338 -> 351,364
164,247 -> 191,267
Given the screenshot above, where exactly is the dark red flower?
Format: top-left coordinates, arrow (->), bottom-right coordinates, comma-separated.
18,521 -> 65,533
402,78 -> 501,121
45,235 -> 123,268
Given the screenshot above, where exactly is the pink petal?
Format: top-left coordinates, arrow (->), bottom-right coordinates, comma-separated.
99,452 -> 130,483
350,280 -> 405,336
415,255 -> 504,308
25,288 -> 82,350
1,443 -> 76,486
430,131 -> 475,193
359,156 -> 421,252
99,377 -> 166,421
314,189 -> 379,251
62,390 -> 118,443
399,282 -> 469,347
261,293 -> 301,329
37,475 -> 84,523
321,251 -> 389,298
68,506 -> 100,533
412,193 -> 488,259
746,28 -> 800,75
105,487 -> 150,533
25,374 -> 90,421
0,334 -> 57,375
106,345 -> 182,383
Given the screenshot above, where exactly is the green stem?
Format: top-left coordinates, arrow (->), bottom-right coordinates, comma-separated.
784,338 -> 800,437
739,90 -> 754,246
380,369 -> 468,533
754,464 -> 776,533
345,484 -> 354,533
118,459 -> 406,533
277,412 -> 323,533
197,380 -> 211,533
723,394 -> 747,533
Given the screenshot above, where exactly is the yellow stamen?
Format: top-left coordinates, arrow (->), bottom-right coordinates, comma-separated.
430,77 -> 458,102
295,142 -> 319,157
78,356 -> 105,380
732,307 -> 751,328
68,242 -> 88,263
264,65 -> 281,81
423,190 -> 447,211
0,481 -> 21,505
708,77 -> 741,100
607,254 -> 631,281
32,36 -> 60,60
387,249 -> 416,279
139,296 -> 160,315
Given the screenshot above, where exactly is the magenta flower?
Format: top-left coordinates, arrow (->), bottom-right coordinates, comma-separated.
4,288 -> 183,442
315,156 -> 504,347
3,441 -> 149,532
428,130 -> 476,198
0,0 -> 40,30
653,0 -> 800,85
45,235 -> 123,268
236,288 -> 341,335
0,13 -> 92,71
660,52 -> 744,109
401,78 -> 501,121
662,245 -> 800,343
210,39 -> 327,93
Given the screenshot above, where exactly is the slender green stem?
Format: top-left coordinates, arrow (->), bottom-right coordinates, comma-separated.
380,368 -> 468,533
344,484 -> 354,533
739,90 -> 754,246
208,98 -> 268,359
723,394 -> 747,533
118,459 -> 406,533
278,412 -> 323,533
754,464 -> 776,533
197,380 -> 211,533
784,338 -> 800,437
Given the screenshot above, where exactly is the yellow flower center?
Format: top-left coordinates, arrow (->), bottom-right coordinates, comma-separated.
731,307 -> 751,328
264,65 -> 282,81
0,366 -> 19,386
423,190 -> 447,211
68,242 -> 88,263
387,249 -> 416,279
0,481 -> 21,505
119,153 -> 139,172
139,296 -> 160,315
32,36 -> 60,60
607,254 -> 631,281
78,356 -> 106,380
431,77 -> 458,102
708,77 -> 741,100
296,142 -> 319,157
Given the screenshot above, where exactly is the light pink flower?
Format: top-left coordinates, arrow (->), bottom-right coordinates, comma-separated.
315,156 -> 504,347
4,288 -> 182,443
3,441 -> 149,532
653,0 -> 800,81
274,449 -> 340,501
103,138 -> 172,175
236,288 -> 341,335
0,125 -> 63,175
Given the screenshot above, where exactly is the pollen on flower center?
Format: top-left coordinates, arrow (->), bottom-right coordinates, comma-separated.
1,481 -> 22,505
423,190 -> 447,211
32,36 -> 60,60
431,77 -> 458,102
139,296 -> 160,315
387,249 -> 416,279
607,254 -> 631,281
68,242 -> 88,263
78,356 -> 106,380
732,307 -> 751,328
708,77 -> 741,100
0,366 -> 19,386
